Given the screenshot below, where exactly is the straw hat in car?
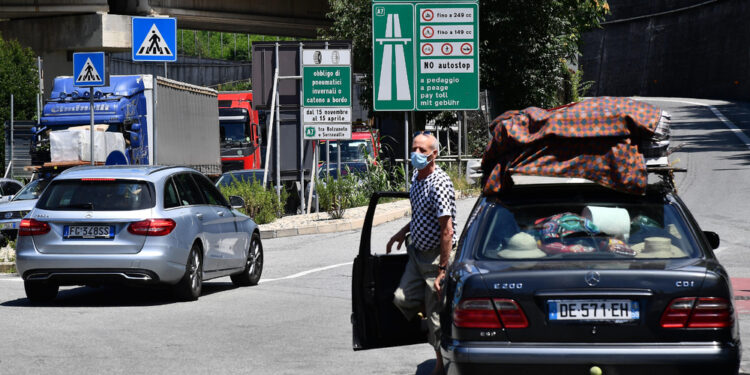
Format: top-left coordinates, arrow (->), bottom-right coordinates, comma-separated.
632,237 -> 685,258
498,232 -> 546,259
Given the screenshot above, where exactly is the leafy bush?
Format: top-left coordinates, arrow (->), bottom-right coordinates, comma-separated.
218,177 -> 286,224
440,162 -> 481,196
316,161 -> 407,218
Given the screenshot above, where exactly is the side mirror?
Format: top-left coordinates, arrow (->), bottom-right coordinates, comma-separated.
229,195 -> 245,209
704,231 -> 720,250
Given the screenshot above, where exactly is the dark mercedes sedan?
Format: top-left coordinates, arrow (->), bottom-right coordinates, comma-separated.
352,179 -> 741,375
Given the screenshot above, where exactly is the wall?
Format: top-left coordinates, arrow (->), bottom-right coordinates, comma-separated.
109,52 -> 251,88
581,0 -> 750,101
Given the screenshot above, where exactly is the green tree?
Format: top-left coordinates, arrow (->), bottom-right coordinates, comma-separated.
320,0 -> 608,113
0,33 -> 39,171
319,0 -> 373,112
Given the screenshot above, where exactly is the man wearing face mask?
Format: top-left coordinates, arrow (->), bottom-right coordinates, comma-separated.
387,133 -> 457,375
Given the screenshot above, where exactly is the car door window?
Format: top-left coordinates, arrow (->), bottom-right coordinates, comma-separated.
173,173 -> 205,206
2,182 -> 21,196
192,174 -> 229,207
164,177 -> 181,209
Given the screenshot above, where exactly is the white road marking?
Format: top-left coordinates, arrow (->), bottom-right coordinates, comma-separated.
636,98 -> 750,149
0,262 -> 356,283
259,262 -> 353,284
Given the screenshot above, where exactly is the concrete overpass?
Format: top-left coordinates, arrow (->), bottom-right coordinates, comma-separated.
0,0 -> 331,93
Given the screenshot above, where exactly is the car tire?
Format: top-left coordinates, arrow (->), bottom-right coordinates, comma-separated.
175,244 -> 203,301
24,281 -> 58,303
231,232 -> 263,286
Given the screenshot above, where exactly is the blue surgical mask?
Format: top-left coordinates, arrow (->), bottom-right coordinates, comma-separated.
410,151 -> 430,170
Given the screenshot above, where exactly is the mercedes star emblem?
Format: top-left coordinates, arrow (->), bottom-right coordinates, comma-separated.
585,271 -> 601,286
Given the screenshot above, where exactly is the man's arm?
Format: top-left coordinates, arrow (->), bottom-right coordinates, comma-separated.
386,222 -> 411,254
434,215 -> 454,295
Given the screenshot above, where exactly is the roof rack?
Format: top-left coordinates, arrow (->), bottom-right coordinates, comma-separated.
646,165 -> 686,191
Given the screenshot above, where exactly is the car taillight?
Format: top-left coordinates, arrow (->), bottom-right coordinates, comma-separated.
454,298 -> 502,329
18,218 -> 50,236
660,297 -> 733,328
493,298 -> 529,328
127,219 -> 176,236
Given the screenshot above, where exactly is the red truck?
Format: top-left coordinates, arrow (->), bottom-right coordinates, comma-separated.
318,123 -> 380,177
218,91 -> 261,171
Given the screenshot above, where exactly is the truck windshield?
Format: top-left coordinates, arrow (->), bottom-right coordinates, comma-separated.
323,140 -> 374,162
220,121 -> 250,143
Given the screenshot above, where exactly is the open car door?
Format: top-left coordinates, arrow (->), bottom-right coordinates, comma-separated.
352,192 -> 428,350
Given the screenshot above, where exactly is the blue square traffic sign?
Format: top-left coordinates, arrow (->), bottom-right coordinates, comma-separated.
73,52 -> 106,87
132,17 -> 177,62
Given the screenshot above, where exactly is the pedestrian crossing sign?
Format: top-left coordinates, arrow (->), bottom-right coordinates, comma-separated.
132,17 -> 177,62
73,52 -> 106,87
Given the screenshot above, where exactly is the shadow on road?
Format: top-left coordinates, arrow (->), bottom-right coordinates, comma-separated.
416,359 -> 437,375
1,281 -> 239,307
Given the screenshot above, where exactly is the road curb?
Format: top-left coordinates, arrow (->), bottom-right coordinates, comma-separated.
259,205 -> 412,240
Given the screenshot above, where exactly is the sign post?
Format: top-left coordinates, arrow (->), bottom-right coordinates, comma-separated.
415,2 -> 479,110
73,52 -> 107,166
372,1 -> 478,111
132,17 -> 177,76
302,48 -> 352,141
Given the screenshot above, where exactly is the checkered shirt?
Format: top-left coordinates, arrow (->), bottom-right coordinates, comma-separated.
409,166 -> 457,251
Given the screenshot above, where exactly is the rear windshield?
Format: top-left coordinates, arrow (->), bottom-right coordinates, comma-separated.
474,198 -> 701,261
36,179 -> 155,211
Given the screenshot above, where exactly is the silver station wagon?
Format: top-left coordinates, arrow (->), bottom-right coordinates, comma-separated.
15,165 -> 263,302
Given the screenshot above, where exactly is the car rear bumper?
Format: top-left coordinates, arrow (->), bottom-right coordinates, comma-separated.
442,341 -> 741,373
16,244 -> 187,285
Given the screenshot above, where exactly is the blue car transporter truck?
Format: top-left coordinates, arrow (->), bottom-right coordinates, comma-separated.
31,75 -> 221,175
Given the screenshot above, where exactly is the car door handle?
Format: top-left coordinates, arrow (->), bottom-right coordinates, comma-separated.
217,211 -> 225,216
196,213 -> 203,220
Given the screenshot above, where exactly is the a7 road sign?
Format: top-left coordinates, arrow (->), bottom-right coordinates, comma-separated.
372,1 -> 479,111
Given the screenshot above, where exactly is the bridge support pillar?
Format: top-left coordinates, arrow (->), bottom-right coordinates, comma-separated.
0,13 -> 132,95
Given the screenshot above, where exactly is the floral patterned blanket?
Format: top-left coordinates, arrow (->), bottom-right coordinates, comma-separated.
481,97 -> 662,195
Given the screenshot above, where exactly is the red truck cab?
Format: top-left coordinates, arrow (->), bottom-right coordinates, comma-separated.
318,123 -> 380,173
218,92 -> 261,171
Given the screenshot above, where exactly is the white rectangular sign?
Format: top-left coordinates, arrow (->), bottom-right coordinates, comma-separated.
302,49 -> 352,66
303,107 -> 352,123
419,7 -> 475,23
420,58 -> 474,73
420,25 -> 474,40
304,124 -> 352,140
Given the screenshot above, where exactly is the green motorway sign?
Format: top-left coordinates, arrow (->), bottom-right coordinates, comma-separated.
372,3 -> 415,111
372,0 -> 479,111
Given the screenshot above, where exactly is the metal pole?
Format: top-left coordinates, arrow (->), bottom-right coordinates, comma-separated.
90,87 -> 95,165
298,42 -> 305,213
10,94 -> 14,178
404,112 -> 409,190
307,140 -> 318,214
274,42 -> 281,200
262,67 -> 279,187
337,140 -> 341,178
463,110 -> 468,175
325,41 -> 330,179
275,91 -> 281,200
164,62 -> 167,78
457,111 -> 462,176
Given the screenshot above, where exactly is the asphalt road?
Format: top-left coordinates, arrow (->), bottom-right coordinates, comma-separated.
0,98 -> 748,374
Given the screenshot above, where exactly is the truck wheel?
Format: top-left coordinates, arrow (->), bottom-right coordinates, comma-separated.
24,281 -> 58,303
231,232 -> 263,286
175,244 -> 202,301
